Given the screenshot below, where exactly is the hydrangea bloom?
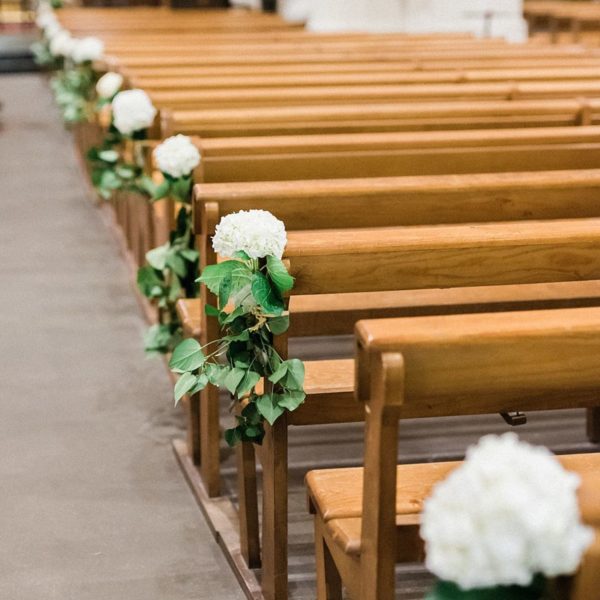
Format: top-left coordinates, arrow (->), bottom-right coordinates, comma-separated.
71,37 -> 104,64
49,30 -> 75,57
421,433 -> 594,591
212,210 -> 287,259
96,72 -> 123,100
111,89 -> 157,136
153,134 -> 201,178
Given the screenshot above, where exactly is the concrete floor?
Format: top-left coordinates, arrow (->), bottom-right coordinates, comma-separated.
0,73 -> 245,600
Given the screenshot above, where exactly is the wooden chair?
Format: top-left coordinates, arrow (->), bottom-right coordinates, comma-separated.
306,306 -> 600,600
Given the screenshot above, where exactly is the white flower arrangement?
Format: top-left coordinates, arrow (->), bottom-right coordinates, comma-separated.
421,433 -> 594,591
95,71 -> 123,100
153,135 -> 201,179
111,89 -> 157,136
70,36 -> 104,64
49,30 -> 75,57
212,209 -> 287,260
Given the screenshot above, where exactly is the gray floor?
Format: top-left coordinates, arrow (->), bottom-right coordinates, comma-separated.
0,73 -> 245,600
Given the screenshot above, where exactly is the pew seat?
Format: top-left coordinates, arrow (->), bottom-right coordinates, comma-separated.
306,453 -> 600,558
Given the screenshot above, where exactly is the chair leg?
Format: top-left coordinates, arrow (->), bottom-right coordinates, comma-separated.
260,418 -> 288,600
200,384 -> 221,497
237,441 -> 261,568
186,392 -> 201,465
314,518 -> 343,600
586,407 -> 600,444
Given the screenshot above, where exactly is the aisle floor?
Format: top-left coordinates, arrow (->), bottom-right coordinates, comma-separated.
0,73 -> 245,600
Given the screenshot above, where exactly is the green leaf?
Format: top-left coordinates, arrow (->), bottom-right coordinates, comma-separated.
146,243 -> 169,271
224,427 -> 243,447
98,149 -> 119,163
268,362 -> 288,384
166,251 -> 187,278
189,372 -> 209,395
255,393 -> 285,426
266,256 -> 294,293
219,274 -> 233,308
225,330 -> 250,342
99,169 -> 121,191
206,363 -> 229,387
137,266 -> 164,298
251,272 -> 284,315
198,261 -> 239,295
233,250 -> 251,261
138,174 -> 158,197
284,359 -> 305,390
171,176 -> 192,202
169,338 -> 205,373
151,179 -> 170,201
237,371 -> 261,397
277,390 -> 306,412
115,164 -> 136,179
174,372 -> 197,405
205,304 -> 220,317
224,367 -> 245,395
143,323 -> 173,353
268,315 -> 289,335
180,248 -> 199,262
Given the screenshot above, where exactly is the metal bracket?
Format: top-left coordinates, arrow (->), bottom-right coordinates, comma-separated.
500,411 -> 527,426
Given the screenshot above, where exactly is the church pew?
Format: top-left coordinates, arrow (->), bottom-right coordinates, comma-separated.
230,221 -> 600,600
191,127 -> 600,183
133,66 -> 600,92
144,79 -> 600,111
306,306 -> 600,600
161,98 -> 600,138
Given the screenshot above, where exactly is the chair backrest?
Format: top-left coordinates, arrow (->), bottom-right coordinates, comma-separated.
353,307 -> 600,600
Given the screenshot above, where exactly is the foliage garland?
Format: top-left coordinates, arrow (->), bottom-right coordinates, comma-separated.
169,250 -> 305,445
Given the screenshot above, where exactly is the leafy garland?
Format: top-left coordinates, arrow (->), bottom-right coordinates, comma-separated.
50,63 -> 97,124
136,176 -> 199,354
169,252 -> 305,446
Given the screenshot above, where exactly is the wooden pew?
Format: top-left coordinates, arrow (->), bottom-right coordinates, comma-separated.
189,126 -> 600,183
145,80 -> 600,111
305,306 -> 600,600
162,99 -> 600,138
201,217 -> 600,600
133,66 -> 600,91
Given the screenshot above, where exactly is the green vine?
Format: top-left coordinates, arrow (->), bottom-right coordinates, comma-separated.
169,252 -> 305,445
51,63 -> 97,124
137,200 -> 199,355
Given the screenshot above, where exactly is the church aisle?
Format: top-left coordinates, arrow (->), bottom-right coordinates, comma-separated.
0,74 -> 245,600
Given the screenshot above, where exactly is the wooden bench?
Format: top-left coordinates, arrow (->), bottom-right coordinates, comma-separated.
162,98 -> 600,138
305,305 -> 600,600
183,167 -> 600,496
201,217 -> 600,600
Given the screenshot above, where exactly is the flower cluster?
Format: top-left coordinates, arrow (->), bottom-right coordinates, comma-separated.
153,135 -> 201,179
95,71 -> 123,100
169,210 -> 302,445
421,433 -> 594,591
71,37 -> 104,64
212,210 -> 287,260
112,89 -> 157,136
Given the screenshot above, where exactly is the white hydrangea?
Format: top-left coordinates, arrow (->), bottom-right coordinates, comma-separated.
421,433 -> 594,591
71,36 -> 104,64
96,71 -> 123,99
44,20 -> 63,40
212,210 -> 287,259
111,89 -> 157,136
49,30 -> 75,57
153,135 -> 201,179
35,10 -> 56,30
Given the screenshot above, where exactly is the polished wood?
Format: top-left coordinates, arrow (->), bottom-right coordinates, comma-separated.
307,306 -> 600,599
